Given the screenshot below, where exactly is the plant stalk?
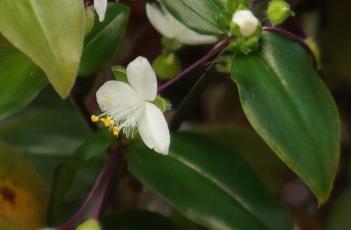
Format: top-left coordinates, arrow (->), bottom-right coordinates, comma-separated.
157,37 -> 230,93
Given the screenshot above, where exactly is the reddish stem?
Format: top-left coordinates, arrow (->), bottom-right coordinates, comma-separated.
56,148 -> 120,230
157,37 -> 230,93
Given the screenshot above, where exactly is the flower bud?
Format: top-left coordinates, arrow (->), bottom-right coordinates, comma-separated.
231,10 -> 259,38
76,219 -> 101,230
267,0 -> 292,25
152,53 -> 182,80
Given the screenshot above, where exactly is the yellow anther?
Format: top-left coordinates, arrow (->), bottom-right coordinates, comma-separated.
91,115 -> 99,122
101,117 -> 113,127
113,127 -> 119,136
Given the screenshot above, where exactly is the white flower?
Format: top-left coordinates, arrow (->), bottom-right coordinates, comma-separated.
93,57 -> 170,155
146,3 -> 218,45
232,10 -> 259,37
94,0 -> 107,22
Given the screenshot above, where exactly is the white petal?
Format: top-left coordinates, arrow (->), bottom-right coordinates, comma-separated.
126,56 -> 157,101
232,10 -> 259,37
138,102 -> 170,155
146,3 -> 178,38
94,0 -> 107,22
176,29 -> 218,45
96,80 -> 142,115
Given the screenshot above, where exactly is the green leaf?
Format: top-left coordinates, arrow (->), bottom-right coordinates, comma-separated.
0,0 -> 85,98
0,107 -> 92,186
79,4 -> 129,76
48,133 -> 112,225
231,31 -> 340,204
326,189 -> 351,230
0,143 -> 48,229
162,0 -> 229,35
0,43 -> 47,120
193,123 -> 289,192
101,210 -> 180,230
129,132 -> 292,230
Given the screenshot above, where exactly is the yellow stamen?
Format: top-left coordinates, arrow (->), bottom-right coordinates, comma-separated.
91,115 -> 99,122
113,127 -> 119,136
101,117 -> 113,127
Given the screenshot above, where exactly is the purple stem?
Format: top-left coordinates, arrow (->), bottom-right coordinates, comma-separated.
157,37 -> 230,93
56,149 -> 120,230
263,26 -> 317,67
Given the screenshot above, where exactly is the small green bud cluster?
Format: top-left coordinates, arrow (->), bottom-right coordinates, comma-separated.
267,0 -> 293,25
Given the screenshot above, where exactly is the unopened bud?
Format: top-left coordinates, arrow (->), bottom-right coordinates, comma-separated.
152,53 -> 182,80
231,10 -> 259,38
267,0 -> 292,25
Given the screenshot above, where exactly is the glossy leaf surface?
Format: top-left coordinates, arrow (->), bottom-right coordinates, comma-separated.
162,0 -> 229,35
0,0 -> 85,97
129,132 -> 292,230
231,31 -> 340,204
0,44 -> 47,120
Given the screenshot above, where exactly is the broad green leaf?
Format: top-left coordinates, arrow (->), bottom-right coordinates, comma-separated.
326,189 -> 351,230
0,104 -> 92,186
193,123 -> 289,192
101,210 -> 180,230
79,4 -> 129,76
0,143 -> 48,229
231,31 -> 340,204
0,44 -> 47,120
0,0 -> 85,98
129,132 -> 292,230
162,0 -> 229,35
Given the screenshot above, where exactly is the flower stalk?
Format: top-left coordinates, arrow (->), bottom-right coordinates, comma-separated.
56,147 -> 122,230
157,37 -> 231,93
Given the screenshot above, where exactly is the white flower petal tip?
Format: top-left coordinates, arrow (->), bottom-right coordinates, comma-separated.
126,56 -> 157,101
138,102 -> 170,155
232,10 -> 259,37
93,57 -> 171,155
94,0 -> 107,22
146,3 -> 218,45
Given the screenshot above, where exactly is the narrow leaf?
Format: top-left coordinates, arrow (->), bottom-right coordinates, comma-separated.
231,31 -> 340,204
79,4 -> 129,76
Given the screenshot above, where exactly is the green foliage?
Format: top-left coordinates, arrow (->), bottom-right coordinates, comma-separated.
79,4 -> 130,76
162,0 -> 230,35
231,31 -> 340,204
0,0 -> 345,229
0,0 -> 85,98
0,43 -> 47,121
129,132 -> 292,230
48,133 -> 112,225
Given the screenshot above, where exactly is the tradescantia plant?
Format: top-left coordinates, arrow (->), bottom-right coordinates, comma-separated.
0,0 -> 345,229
